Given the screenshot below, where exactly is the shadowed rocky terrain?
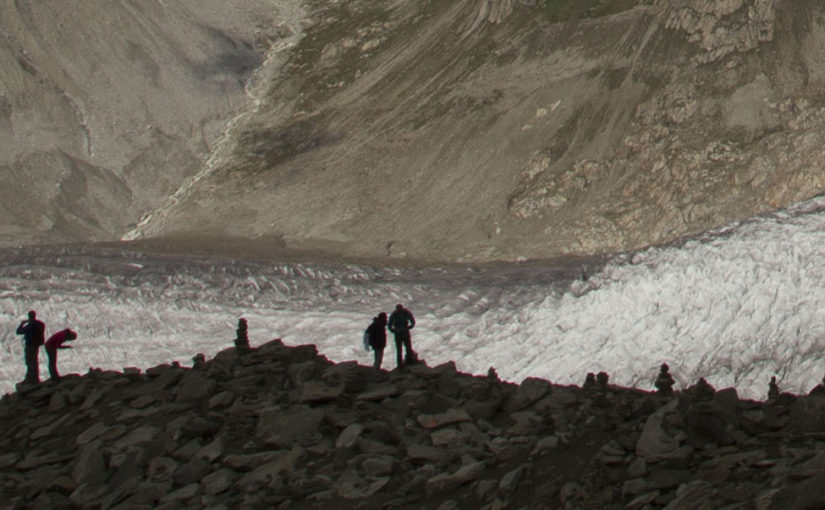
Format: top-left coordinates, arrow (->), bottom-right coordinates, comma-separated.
3,339 -> 825,509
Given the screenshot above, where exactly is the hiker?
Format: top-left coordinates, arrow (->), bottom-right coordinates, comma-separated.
388,303 -> 416,368
16,311 -> 46,384
44,328 -> 77,380
365,312 -> 388,375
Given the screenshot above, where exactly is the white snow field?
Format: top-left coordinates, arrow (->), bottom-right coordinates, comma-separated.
4,196 -> 825,399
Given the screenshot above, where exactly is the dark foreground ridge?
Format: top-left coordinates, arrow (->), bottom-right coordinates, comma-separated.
2,340 -> 825,509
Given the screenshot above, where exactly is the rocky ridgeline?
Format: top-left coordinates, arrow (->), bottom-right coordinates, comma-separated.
2,341 -> 825,509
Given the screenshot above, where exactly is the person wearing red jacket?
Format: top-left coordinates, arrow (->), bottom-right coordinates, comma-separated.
45,328 -> 77,380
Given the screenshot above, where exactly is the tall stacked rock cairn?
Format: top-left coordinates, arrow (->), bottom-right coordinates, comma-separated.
234,319 -> 250,354
3,340 -> 825,509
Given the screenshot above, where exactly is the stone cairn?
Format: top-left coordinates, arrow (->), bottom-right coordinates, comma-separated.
654,363 -> 675,396
582,372 -> 597,397
3,344 -> 825,508
768,376 -> 780,401
596,371 -> 609,390
234,318 -> 250,353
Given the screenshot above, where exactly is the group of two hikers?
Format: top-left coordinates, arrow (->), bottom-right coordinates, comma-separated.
365,303 -> 417,375
16,310 -> 77,385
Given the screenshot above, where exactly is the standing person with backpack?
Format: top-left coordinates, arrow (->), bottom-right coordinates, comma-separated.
388,303 -> 417,368
365,312 -> 388,379
16,310 -> 46,385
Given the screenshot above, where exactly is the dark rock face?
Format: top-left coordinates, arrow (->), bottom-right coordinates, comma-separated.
2,339 -> 825,508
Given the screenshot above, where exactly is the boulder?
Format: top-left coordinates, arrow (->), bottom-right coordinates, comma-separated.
208,391 -> 235,409
176,370 -> 216,402
335,424 -> 365,450
362,456 -> 395,477
636,401 -> 681,461
407,443 -> 449,463
417,409 -> 471,429
789,396 -> 825,433
506,377 -> 552,411
425,462 -> 485,495
258,406 -> 324,447
662,480 -> 716,509
335,470 -> 390,499
289,380 -> 344,403
202,468 -> 237,495
287,361 -> 319,386
173,457 -> 211,487
237,446 -> 306,485
357,384 -> 401,402
223,451 -> 286,472
71,441 -> 107,486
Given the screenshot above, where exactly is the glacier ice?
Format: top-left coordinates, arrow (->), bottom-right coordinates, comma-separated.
4,196 -> 825,399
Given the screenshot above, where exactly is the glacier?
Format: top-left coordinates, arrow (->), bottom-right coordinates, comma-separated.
3,196 -> 825,400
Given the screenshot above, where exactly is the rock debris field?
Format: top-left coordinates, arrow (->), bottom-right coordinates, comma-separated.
2,339 -> 825,509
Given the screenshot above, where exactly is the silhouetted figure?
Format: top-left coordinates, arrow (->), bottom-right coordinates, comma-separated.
365,313 -> 388,378
16,311 -> 46,384
44,328 -> 77,380
487,367 -> 500,382
768,376 -> 780,401
235,318 -> 250,353
581,265 -> 589,282
655,363 -> 675,396
388,303 -> 417,368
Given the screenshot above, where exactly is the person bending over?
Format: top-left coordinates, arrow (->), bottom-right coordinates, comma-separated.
45,328 -> 77,380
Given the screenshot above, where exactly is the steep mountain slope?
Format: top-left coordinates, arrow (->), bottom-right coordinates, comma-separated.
0,0 -> 302,246
127,0 -> 825,263
5,0 -> 825,264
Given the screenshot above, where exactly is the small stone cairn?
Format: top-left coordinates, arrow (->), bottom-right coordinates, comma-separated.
654,363 -> 675,396
582,372 -> 597,397
768,375 -> 780,400
596,371 -> 609,390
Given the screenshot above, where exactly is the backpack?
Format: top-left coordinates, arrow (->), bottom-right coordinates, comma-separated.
363,324 -> 372,352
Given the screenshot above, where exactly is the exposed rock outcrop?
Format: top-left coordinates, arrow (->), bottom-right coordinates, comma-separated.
123,0 -> 825,265
2,339 -> 825,509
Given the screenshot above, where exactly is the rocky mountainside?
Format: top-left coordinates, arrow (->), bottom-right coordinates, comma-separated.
125,0 -> 825,263
0,0 -> 301,246
3,339 -> 825,509
5,0 -> 825,264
